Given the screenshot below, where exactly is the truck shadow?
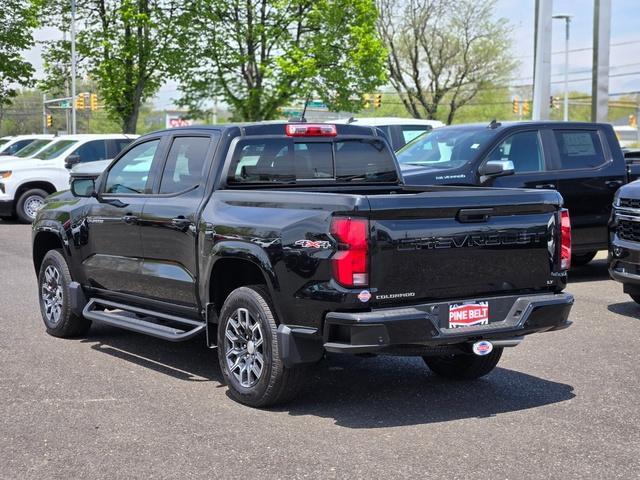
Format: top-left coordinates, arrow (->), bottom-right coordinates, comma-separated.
607,301 -> 640,320
81,323 -> 223,383
278,354 -> 575,428
81,324 -> 574,428
567,258 -> 610,283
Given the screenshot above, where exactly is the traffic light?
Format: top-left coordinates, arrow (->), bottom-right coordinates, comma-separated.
75,94 -> 85,110
550,96 -> 560,109
522,101 -> 530,116
373,93 -> 382,108
90,93 -> 98,111
512,96 -> 519,114
46,114 -> 53,128
362,94 -> 370,109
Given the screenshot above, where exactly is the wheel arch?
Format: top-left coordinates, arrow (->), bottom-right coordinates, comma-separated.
16,181 -> 57,198
33,229 -> 65,274
206,242 -> 279,317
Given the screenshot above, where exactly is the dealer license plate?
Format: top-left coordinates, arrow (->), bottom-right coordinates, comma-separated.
448,301 -> 489,328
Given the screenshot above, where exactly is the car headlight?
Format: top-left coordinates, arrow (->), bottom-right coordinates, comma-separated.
0,171 -> 11,180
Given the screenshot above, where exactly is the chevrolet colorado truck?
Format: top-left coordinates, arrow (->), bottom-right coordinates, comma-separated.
398,121 -> 636,266
32,122 -> 573,407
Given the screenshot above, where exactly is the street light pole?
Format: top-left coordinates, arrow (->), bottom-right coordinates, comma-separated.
553,14 -> 572,122
70,0 -> 77,134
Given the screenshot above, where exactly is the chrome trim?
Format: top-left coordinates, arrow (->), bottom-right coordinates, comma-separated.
615,213 -> 640,222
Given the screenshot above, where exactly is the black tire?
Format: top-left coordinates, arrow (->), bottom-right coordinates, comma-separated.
217,285 -> 304,407
629,293 -> 640,304
423,348 -> 503,380
38,249 -> 91,338
16,188 -> 48,223
571,251 -> 598,266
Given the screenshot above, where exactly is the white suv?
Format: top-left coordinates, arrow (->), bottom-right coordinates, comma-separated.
0,134 -> 137,223
0,135 -> 54,157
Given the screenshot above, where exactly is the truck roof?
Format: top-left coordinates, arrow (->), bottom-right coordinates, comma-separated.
142,122 -> 385,138
436,120 -> 613,131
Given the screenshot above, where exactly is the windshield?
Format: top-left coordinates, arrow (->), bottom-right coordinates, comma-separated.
396,127 -> 497,170
36,140 -> 78,160
15,139 -> 53,158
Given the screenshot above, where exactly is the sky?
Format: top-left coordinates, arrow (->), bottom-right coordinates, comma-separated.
23,0 -> 640,109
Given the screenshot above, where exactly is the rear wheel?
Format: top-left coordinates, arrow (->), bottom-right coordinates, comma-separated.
571,251 -> 597,266
423,348 -> 503,380
16,188 -> 48,223
38,249 -> 91,338
217,285 -> 304,407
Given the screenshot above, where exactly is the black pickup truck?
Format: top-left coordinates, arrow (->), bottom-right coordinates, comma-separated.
32,122 -> 573,407
398,121 -> 638,265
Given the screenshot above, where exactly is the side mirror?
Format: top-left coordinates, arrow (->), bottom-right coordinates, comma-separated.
70,177 -> 96,198
65,154 -> 81,170
479,160 -> 515,177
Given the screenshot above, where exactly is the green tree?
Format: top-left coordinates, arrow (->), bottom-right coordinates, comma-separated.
0,0 -> 39,133
176,0 -> 387,121
42,0 -> 188,133
377,0 -> 516,124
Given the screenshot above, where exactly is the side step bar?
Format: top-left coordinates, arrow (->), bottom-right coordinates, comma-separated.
82,298 -> 205,342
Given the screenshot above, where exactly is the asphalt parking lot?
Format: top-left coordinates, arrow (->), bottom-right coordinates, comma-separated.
1,221 -> 639,479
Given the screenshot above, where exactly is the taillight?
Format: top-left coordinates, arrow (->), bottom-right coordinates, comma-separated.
330,217 -> 369,287
285,124 -> 337,137
560,209 -> 571,270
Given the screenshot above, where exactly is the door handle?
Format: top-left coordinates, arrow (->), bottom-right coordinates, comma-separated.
605,180 -> 624,188
121,214 -> 138,224
535,183 -> 556,189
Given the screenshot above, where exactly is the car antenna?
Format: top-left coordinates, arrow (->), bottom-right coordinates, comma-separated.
347,117 -> 355,124
288,93 -> 310,123
488,119 -> 501,129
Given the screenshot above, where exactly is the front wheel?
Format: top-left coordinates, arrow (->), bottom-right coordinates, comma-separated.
38,249 -> 91,337
16,188 -> 48,223
423,348 -> 503,380
217,285 -> 304,407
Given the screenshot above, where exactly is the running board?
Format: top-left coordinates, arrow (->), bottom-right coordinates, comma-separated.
82,298 -> 205,342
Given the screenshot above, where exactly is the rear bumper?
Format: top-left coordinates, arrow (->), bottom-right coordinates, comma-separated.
322,292 -> 573,354
277,292 -> 574,365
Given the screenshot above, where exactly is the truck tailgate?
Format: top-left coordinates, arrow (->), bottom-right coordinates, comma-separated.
366,188 -> 560,305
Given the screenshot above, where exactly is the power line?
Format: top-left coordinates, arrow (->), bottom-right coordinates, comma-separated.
515,39 -> 640,59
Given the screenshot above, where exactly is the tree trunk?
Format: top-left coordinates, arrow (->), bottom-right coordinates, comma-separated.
122,105 -> 139,134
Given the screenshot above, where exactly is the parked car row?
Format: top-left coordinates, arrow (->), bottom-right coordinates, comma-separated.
0,133 -> 137,222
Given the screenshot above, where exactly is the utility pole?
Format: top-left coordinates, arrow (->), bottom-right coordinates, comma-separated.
42,93 -> 47,134
532,0 -> 552,120
591,0 -> 611,122
553,14 -> 572,121
70,0 -> 77,134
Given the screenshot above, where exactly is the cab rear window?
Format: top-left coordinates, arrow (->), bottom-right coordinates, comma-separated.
228,138 -> 398,184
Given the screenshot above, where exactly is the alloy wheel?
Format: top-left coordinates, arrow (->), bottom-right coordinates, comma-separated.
224,307 -> 265,388
24,195 -> 44,219
41,265 -> 63,325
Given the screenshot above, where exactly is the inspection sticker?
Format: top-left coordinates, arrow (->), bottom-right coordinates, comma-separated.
448,302 -> 489,328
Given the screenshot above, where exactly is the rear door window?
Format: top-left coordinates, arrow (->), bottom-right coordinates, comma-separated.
553,130 -> 606,170
159,136 -> 211,194
71,140 -> 108,163
228,138 -> 397,184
